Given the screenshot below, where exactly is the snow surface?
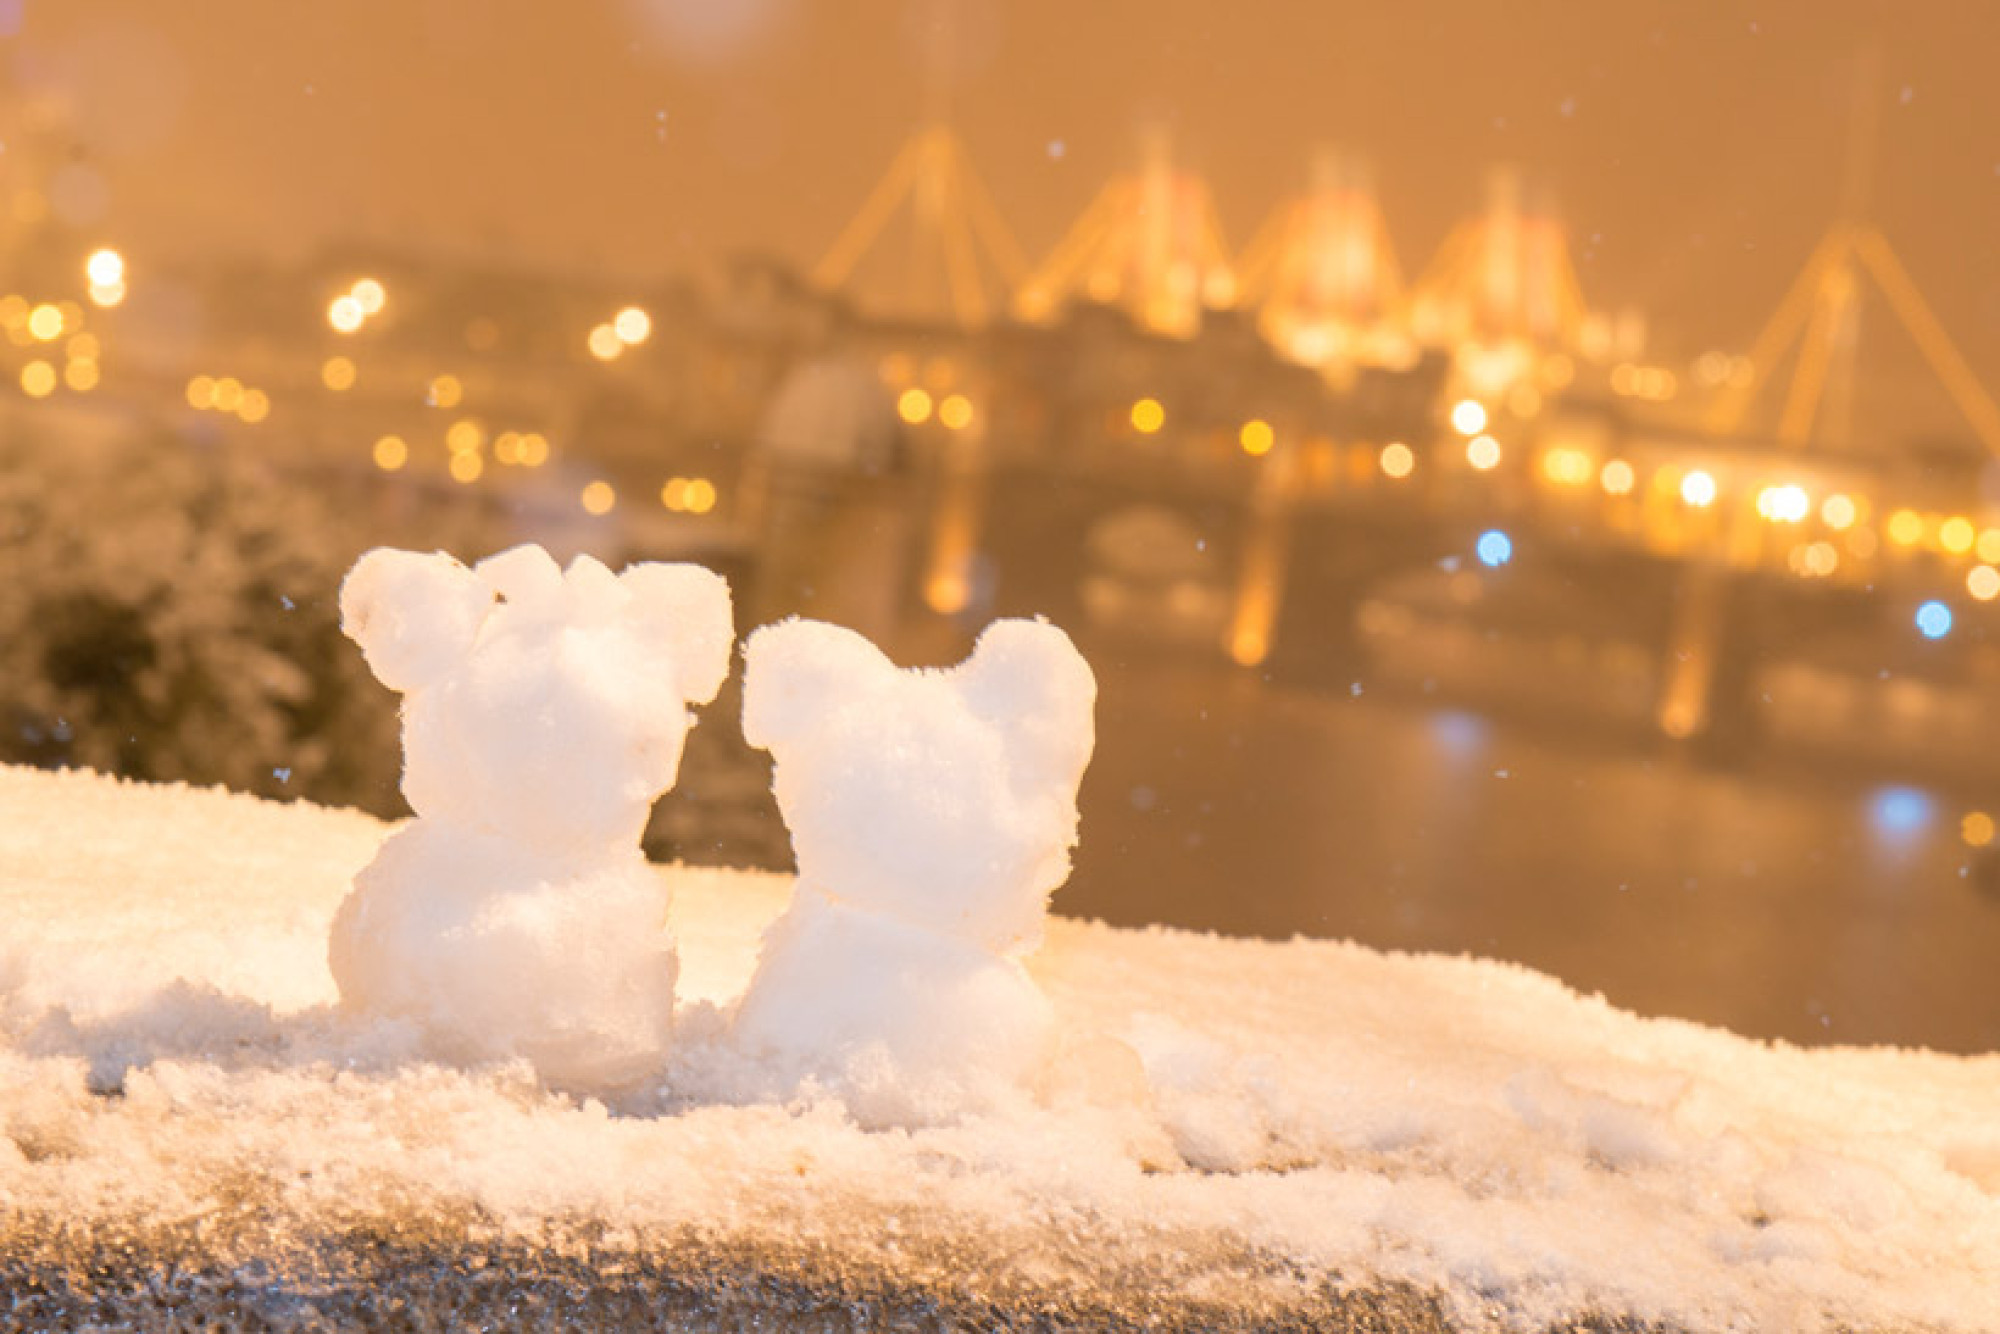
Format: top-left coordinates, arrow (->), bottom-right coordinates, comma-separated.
3,764 -> 1999,1331
331,545 -> 733,1091
733,616 -> 1095,1111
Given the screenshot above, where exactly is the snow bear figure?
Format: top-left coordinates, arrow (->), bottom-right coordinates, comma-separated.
732,617 -> 1096,1115
331,543 -> 732,1092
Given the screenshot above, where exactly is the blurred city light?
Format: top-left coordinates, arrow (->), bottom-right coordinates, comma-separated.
1130,397 -> 1165,433
613,307 -> 651,345
1379,442 -> 1415,479
1449,399 -> 1487,435
1476,530 -> 1513,567
1465,434 -> 1501,470
1915,600 -> 1953,639
1238,419 -> 1274,457
1680,470 -> 1717,508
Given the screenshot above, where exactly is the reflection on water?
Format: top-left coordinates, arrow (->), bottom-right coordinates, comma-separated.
1063,652 -> 2000,1054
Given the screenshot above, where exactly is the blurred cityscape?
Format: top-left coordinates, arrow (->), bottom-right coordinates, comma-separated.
4,60 -> 2000,1051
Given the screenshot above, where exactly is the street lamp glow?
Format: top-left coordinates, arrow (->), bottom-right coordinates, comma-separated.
328,295 -> 365,334
586,323 -> 623,361
938,394 -> 974,431
1679,469 -> 1717,508
613,306 -> 651,345
85,248 -> 125,288
1238,418 -> 1275,457
1756,484 -> 1810,523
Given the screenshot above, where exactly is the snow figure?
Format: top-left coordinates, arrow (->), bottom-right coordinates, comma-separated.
331,544 -> 733,1091
732,617 -> 1096,1117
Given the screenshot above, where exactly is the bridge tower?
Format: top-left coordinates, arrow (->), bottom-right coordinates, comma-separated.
1408,169 -> 1595,396
1236,149 -> 1408,371
811,122 -> 1030,329
1013,129 -> 1236,339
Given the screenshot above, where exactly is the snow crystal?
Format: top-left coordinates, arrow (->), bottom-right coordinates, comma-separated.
330,544 -> 733,1091
2,765 -> 1998,1331
731,617 -> 1096,1118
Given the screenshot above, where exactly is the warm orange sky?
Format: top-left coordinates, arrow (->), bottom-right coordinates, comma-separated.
9,1 -> 1999,427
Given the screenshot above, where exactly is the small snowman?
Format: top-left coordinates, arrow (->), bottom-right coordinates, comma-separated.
332,543 -> 732,1091
731,617 -> 1096,1115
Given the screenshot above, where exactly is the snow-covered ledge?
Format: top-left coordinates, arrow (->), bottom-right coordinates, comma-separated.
2,764 -> 1995,1332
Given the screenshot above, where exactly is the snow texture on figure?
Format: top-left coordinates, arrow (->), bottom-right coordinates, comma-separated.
732,617 -> 1096,1115
331,544 -> 732,1091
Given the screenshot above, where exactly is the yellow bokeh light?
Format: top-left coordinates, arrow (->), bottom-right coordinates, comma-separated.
1379,442 -> 1415,479
85,249 -> 125,288
322,356 -> 356,391
1756,484 -> 1810,524
1962,810 -> 1995,848
518,432 -> 550,467
1238,419 -> 1275,457
1940,516 -> 1976,555
238,389 -> 270,423
1540,447 -> 1592,485
64,358 -> 99,392
1887,509 -> 1924,547
685,477 -> 717,514
212,377 -> 245,413
586,323 -> 623,361
0,295 -> 28,330
1680,469 -> 1717,508
1969,565 -> 2000,602
328,295 -> 365,334
1466,435 -> 1502,471
492,432 -> 521,466
428,374 -> 463,408
939,394 -> 974,431
449,451 -> 484,484
1130,397 -> 1165,434
372,435 -> 408,471
351,278 -> 386,316
1978,529 -> 2000,564
613,306 -> 651,345
1449,399 -> 1487,436
660,477 -> 689,511
581,480 -> 616,515
67,333 -> 100,360
446,419 -> 485,454
1600,459 -> 1636,495
88,282 -> 126,309
20,360 -> 56,398
27,303 -> 63,341
897,387 -> 934,425
186,375 -> 216,410
1820,494 -> 1857,530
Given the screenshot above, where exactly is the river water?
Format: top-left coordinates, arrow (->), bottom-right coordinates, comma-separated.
1062,652 -> 2000,1055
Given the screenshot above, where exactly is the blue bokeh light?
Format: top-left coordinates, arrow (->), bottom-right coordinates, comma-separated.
1915,600 -> 1953,640
1475,529 -> 1513,568
1871,786 -> 1935,839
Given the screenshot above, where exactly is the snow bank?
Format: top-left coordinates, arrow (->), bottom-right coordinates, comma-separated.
2,764 -> 1997,1331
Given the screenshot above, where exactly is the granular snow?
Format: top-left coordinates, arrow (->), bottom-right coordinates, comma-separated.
1,765 -> 1996,1331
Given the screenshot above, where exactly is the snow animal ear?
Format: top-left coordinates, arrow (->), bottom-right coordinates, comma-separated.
339,548 -> 494,693
619,562 -> 736,706
741,618 -> 894,751
956,618 -> 1098,790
